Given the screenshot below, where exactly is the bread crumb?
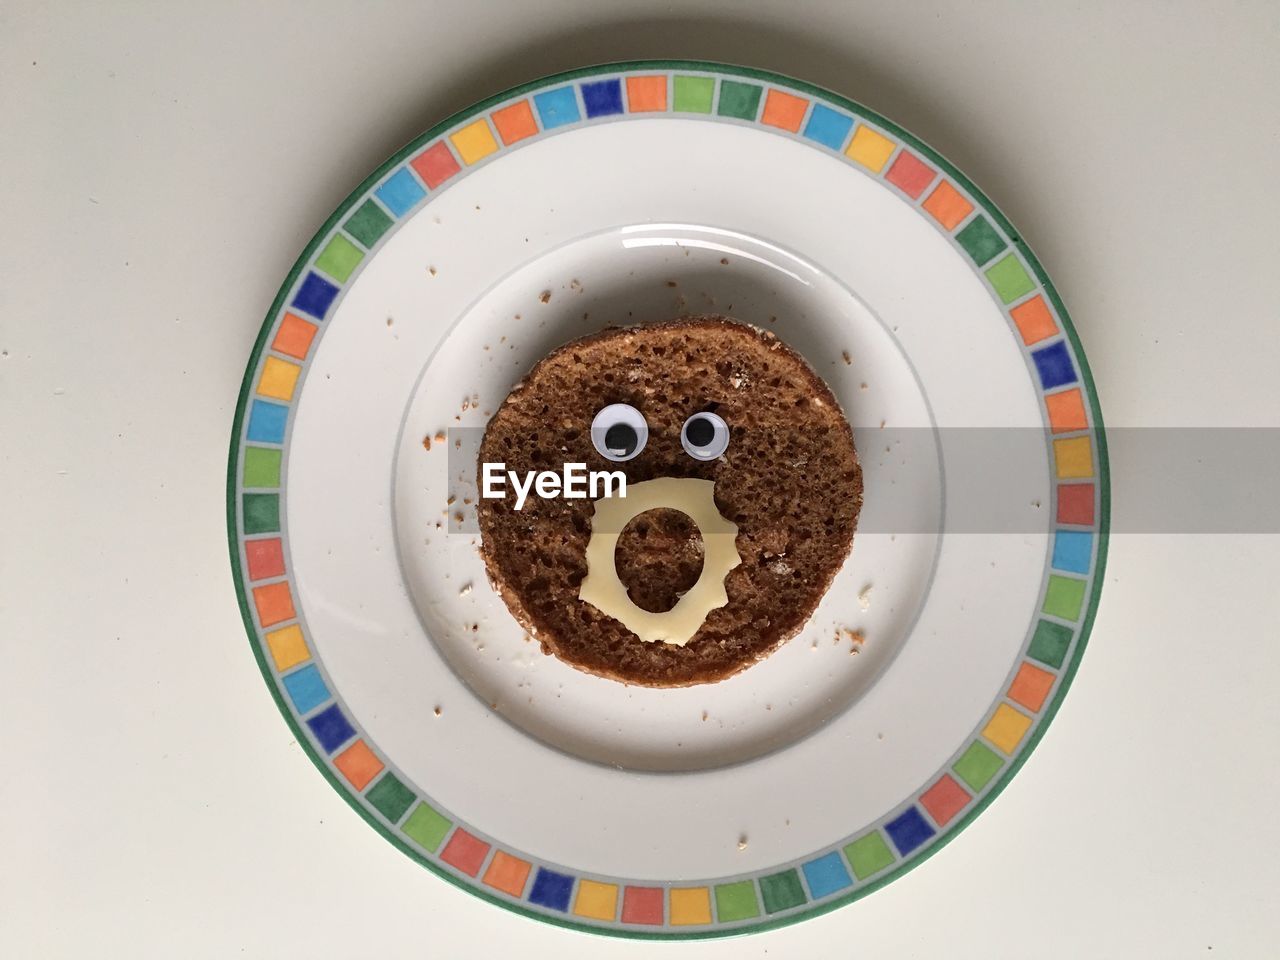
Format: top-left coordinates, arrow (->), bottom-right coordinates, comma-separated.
421,435 -> 432,450
447,495 -> 456,506
454,511 -> 464,524
768,315 -> 777,323
860,382 -> 868,391
737,835 -> 748,851
386,316 -> 394,327
538,290 -> 551,303
433,706 -> 442,717
435,430 -> 446,443
842,351 -> 851,365
665,280 -> 677,287
701,710 -> 708,722
458,582 -> 472,597
858,584 -> 873,610
719,257 -> 729,265
428,266 -> 437,276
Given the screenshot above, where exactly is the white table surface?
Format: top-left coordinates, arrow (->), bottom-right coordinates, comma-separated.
3,2 -> 1278,956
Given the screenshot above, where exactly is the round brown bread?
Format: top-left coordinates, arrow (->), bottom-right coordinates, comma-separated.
476,316 -> 862,687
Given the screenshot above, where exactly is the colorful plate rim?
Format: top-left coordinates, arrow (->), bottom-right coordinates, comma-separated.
226,59 -> 1109,939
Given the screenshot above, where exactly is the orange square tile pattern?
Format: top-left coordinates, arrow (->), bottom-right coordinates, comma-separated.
491,101 -> 539,145
334,740 -> 384,790
625,75 -> 667,112
761,89 -> 808,132
922,180 -> 975,230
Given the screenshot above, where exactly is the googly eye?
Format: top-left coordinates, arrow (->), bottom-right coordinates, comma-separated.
591,403 -> 648,462
681,411 -> 730,461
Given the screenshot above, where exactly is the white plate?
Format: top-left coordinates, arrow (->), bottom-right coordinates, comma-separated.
229,61 -> 1107,937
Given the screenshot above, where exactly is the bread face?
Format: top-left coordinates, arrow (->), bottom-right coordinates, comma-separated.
476,317 -> 862,687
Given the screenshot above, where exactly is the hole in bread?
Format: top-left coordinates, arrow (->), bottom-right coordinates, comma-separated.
614,508 -> 705,613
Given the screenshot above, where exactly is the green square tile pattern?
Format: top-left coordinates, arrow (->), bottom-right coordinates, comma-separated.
1042,575 -> 1087,621
242,493 -> 280,534
344,200 -> 394,249
366,772 -> 416,823
986,253 -> 1036,304
714,880 -> 760,921
844,832 -> 895,880
955,215 -> 1006,265
314,234 -> 364,283
673,75 -> 714,113
759,869 -> 807,913
242,447 -> 281,488
717,80 -> 763,120
953,740 -> 1004,791
401,801 -> 451,852
1028,619 -> 1073,667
